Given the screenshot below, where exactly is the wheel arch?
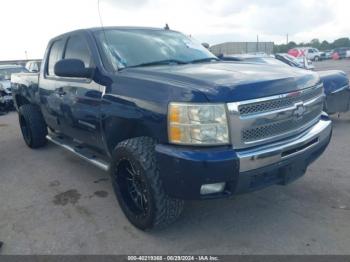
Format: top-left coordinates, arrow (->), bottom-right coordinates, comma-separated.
102,116 -> 165,156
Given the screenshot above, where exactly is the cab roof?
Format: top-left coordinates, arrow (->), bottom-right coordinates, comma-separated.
52,26 -> 175,40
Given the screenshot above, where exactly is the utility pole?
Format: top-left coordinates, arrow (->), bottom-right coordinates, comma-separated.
257,35 -> 259,52
286,34 -> 289,45
25,50 -> 28,60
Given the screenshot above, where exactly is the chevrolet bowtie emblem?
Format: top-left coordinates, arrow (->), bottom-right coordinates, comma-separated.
293,103 -> 306,119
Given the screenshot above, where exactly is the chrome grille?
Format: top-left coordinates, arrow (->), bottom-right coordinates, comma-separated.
227,83 -> 325,149
242,104 -> 322,142
239,86 -> 323,115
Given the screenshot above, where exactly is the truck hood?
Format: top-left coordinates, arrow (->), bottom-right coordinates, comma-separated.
317,70 -> 349,94
122,62 -> 320,102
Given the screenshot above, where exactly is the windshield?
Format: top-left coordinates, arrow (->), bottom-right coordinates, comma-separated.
0,67 -> 28,80
94,29 -> 217,70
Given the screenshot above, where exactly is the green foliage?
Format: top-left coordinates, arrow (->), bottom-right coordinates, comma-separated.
274,37 -> 350,53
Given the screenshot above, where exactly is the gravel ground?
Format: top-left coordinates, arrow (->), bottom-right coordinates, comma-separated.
0,60 -> 350,255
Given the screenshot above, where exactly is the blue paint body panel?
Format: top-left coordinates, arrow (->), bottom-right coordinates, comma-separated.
11,27 -> 332,200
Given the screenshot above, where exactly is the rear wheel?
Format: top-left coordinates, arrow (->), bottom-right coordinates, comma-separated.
110,137 -> 184,230
18,104 -> 47,148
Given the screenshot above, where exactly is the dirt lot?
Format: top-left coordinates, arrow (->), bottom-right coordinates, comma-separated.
0,60 -> 350,255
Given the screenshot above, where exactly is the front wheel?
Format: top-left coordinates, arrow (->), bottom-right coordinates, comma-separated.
18,104 -> 47,148
110,137 -> 184,230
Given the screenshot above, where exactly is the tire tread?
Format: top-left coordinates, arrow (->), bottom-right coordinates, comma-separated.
115,137 -> 184,229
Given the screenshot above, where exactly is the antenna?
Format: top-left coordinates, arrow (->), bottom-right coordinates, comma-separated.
97,0 -> 119,70
98,0 -> 104,29
98,0 -> 109,41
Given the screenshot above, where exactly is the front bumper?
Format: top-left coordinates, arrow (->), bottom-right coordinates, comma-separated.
156,116 -> 332,200
325,85 -> 350,114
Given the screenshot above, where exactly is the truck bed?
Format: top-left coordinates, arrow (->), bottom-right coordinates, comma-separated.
11,72 -> 40,107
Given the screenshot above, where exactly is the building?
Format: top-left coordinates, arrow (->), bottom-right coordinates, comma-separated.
0,59 -> 41,66
210,42 -> 274,56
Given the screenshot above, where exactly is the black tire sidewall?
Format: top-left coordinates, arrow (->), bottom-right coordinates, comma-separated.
19,113 -> 33,146
18,104 -> 47,148
111,146 -> 156,230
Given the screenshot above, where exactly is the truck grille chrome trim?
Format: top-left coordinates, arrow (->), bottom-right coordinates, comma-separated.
237,118 -> 332,172
238,85 -> 323,115
227,83 -> 325,149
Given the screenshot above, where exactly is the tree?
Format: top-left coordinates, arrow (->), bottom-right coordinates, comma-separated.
320,40 -> 330,50
310,39 -> 320,49
273,37 -> 350,54
333,37 -> 350,48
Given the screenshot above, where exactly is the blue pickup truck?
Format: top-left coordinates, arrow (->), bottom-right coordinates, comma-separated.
11,27 -> 332,230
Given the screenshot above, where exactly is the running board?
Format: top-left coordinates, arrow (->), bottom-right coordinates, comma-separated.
46,134 -> 110,172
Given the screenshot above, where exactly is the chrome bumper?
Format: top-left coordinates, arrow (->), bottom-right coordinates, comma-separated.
237,117 -> 332,172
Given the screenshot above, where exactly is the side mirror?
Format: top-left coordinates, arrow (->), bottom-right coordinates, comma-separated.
54,59 -> 94,78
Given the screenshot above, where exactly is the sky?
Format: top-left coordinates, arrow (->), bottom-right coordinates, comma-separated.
1,0 -> 349,60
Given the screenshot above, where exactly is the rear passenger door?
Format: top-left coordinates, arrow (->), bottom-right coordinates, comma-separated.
39,38 -> 66,131
56,33 -> 104,149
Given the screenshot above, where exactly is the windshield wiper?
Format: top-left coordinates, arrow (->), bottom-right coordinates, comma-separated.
128,59 -> 188,68
190,57 -> 220,63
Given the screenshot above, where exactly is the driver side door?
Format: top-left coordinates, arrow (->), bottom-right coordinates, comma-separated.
56,33 -> 104,150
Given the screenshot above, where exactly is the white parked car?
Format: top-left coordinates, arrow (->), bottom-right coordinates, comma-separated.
288,47 -> 322,61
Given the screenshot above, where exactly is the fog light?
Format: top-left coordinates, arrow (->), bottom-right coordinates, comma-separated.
200,182 -> 226,195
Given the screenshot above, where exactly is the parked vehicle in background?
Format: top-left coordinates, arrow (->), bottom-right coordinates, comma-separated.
220,53 -> 314,70
0,87 -> 13,113
25,60 -> 41,73
320,50 -> 332,60
318,70 -> 350,114
288,47 -> 322,61
0,65 -> 28,112
220,54 -> 349,114
346,50 -> 350,59
332,47 -> 350,59
275,53 -> 315,70
12,27 -> 332,230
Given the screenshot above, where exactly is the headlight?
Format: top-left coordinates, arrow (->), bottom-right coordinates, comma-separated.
168,102 -> 230,145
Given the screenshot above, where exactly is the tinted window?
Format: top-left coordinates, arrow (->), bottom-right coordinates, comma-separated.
64,35 -> 92,67
47,39 -> 65,76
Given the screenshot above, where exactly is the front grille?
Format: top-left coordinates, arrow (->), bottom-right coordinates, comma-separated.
242,104 -> 322,142
239,86 -> 323,115
227,83 -> 324,149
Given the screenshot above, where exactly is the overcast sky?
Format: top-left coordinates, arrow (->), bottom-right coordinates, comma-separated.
1,0 -> 349,60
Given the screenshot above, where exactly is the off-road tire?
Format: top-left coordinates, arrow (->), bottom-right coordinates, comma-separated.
18,104 -> 47,148
110,137 -> 184,230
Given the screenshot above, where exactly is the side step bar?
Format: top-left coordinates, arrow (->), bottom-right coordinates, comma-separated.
46,134 -> 110,172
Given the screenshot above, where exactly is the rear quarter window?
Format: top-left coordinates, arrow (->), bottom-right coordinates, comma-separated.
47,39 -> 65,76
